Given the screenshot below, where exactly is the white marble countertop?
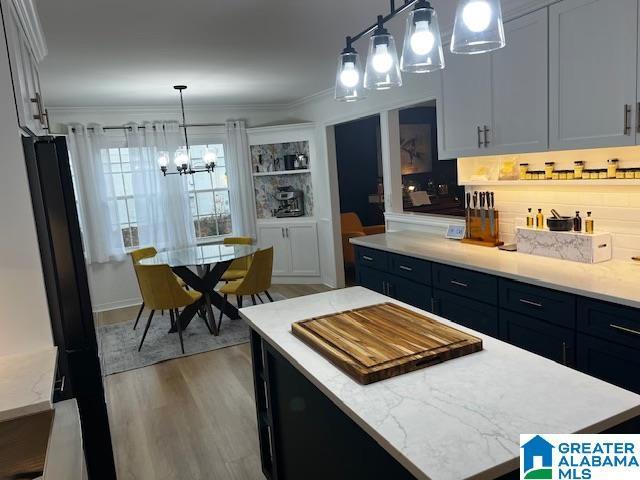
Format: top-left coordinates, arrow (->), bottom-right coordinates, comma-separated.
241,288 -> 640,480
351,231 -> 640,308
0,347 -> 57,422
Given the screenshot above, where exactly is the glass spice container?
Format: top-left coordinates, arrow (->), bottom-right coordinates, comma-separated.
616,169 -> 626,179
538,171 -> 546,180
544,162 -> 555,179
525,172 -> 533,180
598,169 -> 608,180
519,163 -> 529,180
585,212 -> 594,234
590,170 -> 600,180
625,169 -> 635,179
635,169 -> 640,179
552,171 -> 560,180
607,158 -> 619,178
559,170 -> 568,180
566,170 -> 574,180
574,161 -> 584,179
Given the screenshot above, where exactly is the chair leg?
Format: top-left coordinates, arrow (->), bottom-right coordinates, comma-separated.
264,290 -> 274,302
175,309 -> 185,354
251,295 -> 257,305
219,294 -> 228,325
138,310 -> 155,352
161,309 -> 164,316
133,303 -> 145,330
256,293 -> 264,303
237,295 -> 243,308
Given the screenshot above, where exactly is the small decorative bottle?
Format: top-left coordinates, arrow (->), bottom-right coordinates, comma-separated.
585,212 -> 594,234
536,209 -> 544,229
573,211 -> 582,232
526,208 -> 534,228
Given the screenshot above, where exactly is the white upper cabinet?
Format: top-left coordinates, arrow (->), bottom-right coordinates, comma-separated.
438,49 -> 492,159
439,9 -> 548,158
490,8 -> 548,154
2,0 -> 48,135
549,0 -> 638,149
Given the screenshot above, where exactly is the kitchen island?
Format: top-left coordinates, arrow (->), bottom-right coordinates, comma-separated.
240,288 -> 640,480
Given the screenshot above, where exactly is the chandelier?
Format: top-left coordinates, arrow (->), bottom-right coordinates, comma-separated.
158,85 -> 217,176
335,0 -> 505,102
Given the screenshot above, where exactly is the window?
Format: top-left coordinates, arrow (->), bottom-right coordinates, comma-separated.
186,144 -> 232,241
98,142 -> 231,250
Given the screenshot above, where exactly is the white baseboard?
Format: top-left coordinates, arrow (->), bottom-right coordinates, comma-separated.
92,297 -> 141,313
271,276 -> 324,285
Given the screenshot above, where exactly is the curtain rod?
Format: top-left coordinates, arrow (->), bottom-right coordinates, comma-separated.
68,122 -> 226,133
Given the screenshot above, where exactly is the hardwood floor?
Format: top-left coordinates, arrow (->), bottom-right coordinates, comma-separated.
99,284 -> 332,480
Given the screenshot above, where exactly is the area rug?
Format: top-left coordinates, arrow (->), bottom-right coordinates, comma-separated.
97,293 -> 285,376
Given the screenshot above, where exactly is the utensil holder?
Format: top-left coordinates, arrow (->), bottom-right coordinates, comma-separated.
461,210 -> 504,247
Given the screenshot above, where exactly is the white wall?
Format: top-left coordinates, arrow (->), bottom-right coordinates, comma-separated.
0,22 -> 52,355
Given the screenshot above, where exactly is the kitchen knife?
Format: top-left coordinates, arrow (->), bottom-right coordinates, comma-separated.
466,192 -> 471,237
473,191 -> 478,218
480,192 -> 486,232
489,192 -> 495,237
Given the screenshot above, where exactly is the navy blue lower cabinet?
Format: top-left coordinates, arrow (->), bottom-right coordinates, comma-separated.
499,310 -> 575,367
387,276 -> 432,312
577,333 -> 640,394
432,289 -> 499,337
356,265 -> 387,295
577,298 -> 640,350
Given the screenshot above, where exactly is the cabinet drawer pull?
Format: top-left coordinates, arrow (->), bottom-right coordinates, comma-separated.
450,280 -> 468,288
477,126 -> 482,148
399,265 -> 413,272
362,255 -> 374,262
519,298 -> 543,308
624,104 -> 632,135
483,125 -> 490,147
609,324 -> 640,337
561,342 -> 567,366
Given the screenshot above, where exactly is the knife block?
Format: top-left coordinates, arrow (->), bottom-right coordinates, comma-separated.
461,210 -> 504,247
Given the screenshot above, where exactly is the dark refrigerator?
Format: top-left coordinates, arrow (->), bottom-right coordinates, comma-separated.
23,135 -> 117,480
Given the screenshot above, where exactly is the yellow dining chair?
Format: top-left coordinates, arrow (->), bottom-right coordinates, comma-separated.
135,263 -> 202,354
221,236 -> 253,282
130,246 -> 188,329
218,247 -> 274,324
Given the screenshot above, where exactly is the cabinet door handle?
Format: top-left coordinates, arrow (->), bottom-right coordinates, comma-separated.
477,126 -> 482,148
561,341 -> 567,366
281,227 -> 284,237
636,103 -> 640,133
382,281 -> 387,295
399,265 -> 413,272
450,280 -> 468,288
519,298 -> 543,308
31,92 -> 45,124
624,104 -> 632,135
362,255 -> 374,262
609,324 -> 640,337
285,227 -> 289,238
483,125 -> 490,147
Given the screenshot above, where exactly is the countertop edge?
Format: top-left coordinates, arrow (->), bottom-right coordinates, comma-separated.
350,236 -> 640,309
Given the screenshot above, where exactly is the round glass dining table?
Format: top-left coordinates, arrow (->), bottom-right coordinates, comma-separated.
139,244 -> 259,336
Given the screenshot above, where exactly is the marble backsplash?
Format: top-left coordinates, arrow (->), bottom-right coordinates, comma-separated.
254,172 -> 313,218
250,141 -> 309,173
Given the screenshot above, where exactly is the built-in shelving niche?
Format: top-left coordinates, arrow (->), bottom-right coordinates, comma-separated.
250,141 -> 313,218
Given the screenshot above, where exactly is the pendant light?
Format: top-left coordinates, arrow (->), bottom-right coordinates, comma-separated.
400,0 -> 444,73
450,0 -> 505,54
364,16 -> 402,91
335,37 -> 366,102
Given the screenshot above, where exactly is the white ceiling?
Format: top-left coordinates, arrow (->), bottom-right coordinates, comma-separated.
35,0 -> 523,108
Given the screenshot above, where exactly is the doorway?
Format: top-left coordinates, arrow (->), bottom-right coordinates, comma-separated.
333,114 -> 385,286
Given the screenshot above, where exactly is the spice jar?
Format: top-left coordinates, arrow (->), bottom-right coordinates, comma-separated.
566,170 -> 575,180
625,169 -> 635,179
552,171 -> 560,180
636,169 -> 640,179
544,162 -> 555,179
573,161 -> 584,179
538,171 -> 546,180
616,169 -> 626,179
559,170 -> 568,180
607,158 -> 619,178
525,172 -> 533,180
598,169 -> 608,180
519,163 -> 529,180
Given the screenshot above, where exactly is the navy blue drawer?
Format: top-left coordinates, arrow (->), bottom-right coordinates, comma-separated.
500,309 -> 575,367
388,277 -> 432,312
577,298 -> 640,349
432,263 -> 498,305
433,289 -> 498,337
354,246 -> 388,271
388,253 -> 431,285
499,279 -> 576,329
577,333 -> 640,393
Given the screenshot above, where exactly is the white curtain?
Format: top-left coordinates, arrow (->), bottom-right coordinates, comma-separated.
125,122 -> 196,250
67,125 -> 126,263
225,120 -> 257,238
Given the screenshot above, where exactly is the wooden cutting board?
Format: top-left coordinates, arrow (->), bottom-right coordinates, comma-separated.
291,303 -> 483,385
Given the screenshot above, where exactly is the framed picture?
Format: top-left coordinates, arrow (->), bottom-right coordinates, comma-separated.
400,124 -> 432,175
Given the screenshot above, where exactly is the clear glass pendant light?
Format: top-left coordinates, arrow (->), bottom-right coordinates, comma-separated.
400,0 -> 444,73
174,148 -> 190,171
451,0 -> 505,54
335,38 -> 366,102
364,17 -> 402,90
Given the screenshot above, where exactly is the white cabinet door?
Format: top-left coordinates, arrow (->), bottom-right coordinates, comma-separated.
257,225 -> 291,276
438,48 -> 492,159
287,223 -> 320,276
490,9 -> 548,154
549,0 -> 638,149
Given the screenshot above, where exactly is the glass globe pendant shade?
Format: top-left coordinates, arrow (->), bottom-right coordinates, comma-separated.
451,0 -> 505,54
335,44 -> 366,102
157,151 -> 169,168
174,148 -> 190,170
364,20 -> 402,90
400,1 -> 444,73
203,148 -> 217,168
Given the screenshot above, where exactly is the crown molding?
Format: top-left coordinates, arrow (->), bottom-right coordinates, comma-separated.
11,0 -> 47,61
47,102 -> 292,116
